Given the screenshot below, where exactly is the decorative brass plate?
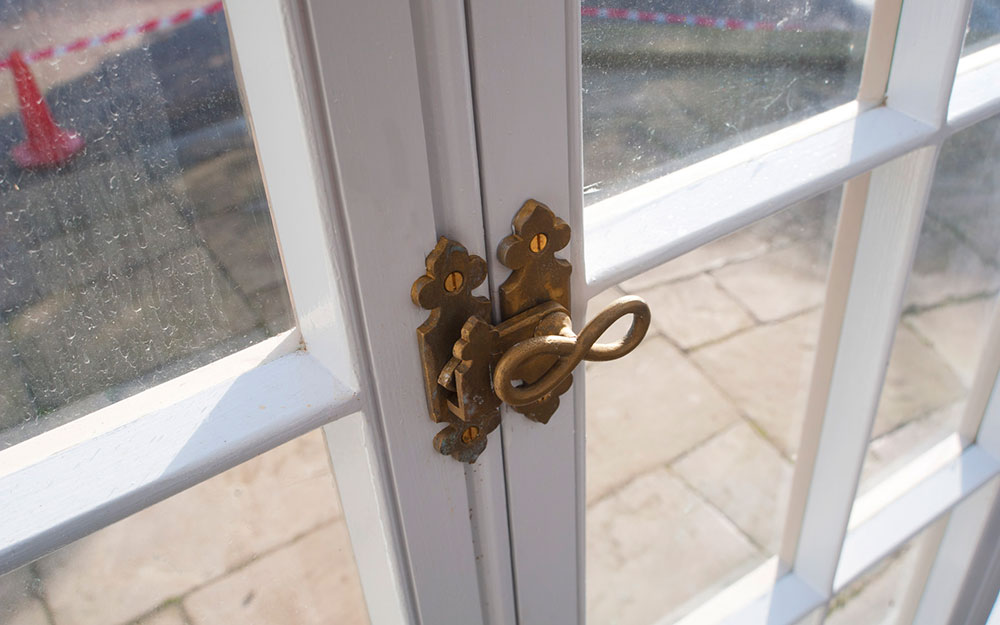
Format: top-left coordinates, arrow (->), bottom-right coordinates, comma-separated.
412,200 -> 650,463
411,238 -> 493,463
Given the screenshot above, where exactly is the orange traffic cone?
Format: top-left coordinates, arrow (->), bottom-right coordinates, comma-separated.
8,50 -> 84,168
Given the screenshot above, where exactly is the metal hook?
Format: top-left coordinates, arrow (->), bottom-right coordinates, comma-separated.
492,296 -> 651,407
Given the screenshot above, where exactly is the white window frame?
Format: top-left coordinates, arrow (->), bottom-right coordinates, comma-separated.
462,0 -> 1000,623
0,2 -> 517,624
4,0 -> 1000,624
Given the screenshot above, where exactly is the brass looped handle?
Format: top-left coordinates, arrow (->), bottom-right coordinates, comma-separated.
493,296 -> 651,407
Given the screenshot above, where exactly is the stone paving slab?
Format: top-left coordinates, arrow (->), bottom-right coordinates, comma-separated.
907,298 -> 995,386
586,334 -> 740,502
691,311 -> 821,458
0,565 -> 46,625
673,421 -> 793,553
183,521 -> 368,625
743,193 -> 840,251
825,544 -> 919,625
586,286 -> 633,344
637,274 -> 755,350
37,430 -> 342,625
871,325 -> 965,438
4,599 -> 49,625
861,402 -> 963,493
619,227 -> 769,292
905,218 -> 999,310
136,605 -> 189,625
587,468 -> 760,625
711,244 -> 828,323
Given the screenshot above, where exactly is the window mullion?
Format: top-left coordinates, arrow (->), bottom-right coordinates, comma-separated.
884,0 -> 975,128
788,147 -> 939,597
856,0 -> 904,106
905,477 -> 1000,625
901,323 -> 1000,624
785,0 -> 975,606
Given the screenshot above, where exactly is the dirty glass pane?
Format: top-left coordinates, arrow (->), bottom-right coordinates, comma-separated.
963,0 -> 1000,56
0,429 -> 369,625
582,2 -> 870,203
0,1 -> 294,448
857,115 -> 1000,495
585,187 -> 840,623
825,528 -> 930,624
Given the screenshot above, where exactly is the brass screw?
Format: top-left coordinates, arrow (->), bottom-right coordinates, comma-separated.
462,426 -> 480,444
530,233 -> 548,253
444,271 -> 464,292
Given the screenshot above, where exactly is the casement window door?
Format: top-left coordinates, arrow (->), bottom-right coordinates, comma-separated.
3,1 -> 1000,624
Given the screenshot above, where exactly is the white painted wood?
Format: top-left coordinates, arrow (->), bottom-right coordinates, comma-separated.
226,3 -> 420,620
408,1 -> 517,621
322,412 -> 412,624
781,173 -> 868,566
907,480 -> 1000,625
782,4 -> 910,569
834,447 -> 1000,592
670,558 -> 787,625
900,349 -> 1000,625
847,435 -> 964,530
583,105 -> 933,295
236,0 -> 522,620
0,330 -> 297,476
721,572 -> 827,625
465,0 -> 586,622
856,0 -> 904,105
894,297 -> 1000,625
0,346 -> 359,574
956,530 -> 1000,625
224,0 -> 357,390
293,0 -> 492,622
974,377 -> 1000,460
464,1 -> 1000,624
791,148 -> 938,594
949,50 -> 1000,135
786,0 -> 975,597
892,514 -> 950,625
885,0 -> 975,128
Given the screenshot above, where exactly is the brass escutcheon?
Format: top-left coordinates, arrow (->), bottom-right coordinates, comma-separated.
412,200 -> 650,463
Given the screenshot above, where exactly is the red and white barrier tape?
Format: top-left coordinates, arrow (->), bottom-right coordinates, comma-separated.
1,1 -> 816,74
0,1 -> 223,71
582,6 -> 805,32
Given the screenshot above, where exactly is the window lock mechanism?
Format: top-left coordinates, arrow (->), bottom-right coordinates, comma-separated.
411,200 -> 651,463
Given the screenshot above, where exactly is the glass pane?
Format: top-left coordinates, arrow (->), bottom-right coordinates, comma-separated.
582,2 -> 870,203
0,1 -> 293,448
857,115 -> 1000,494
963,0 -> 1000,56
586,188 -> 840,623
0,429 -> 369,625
825,528 -> 930,625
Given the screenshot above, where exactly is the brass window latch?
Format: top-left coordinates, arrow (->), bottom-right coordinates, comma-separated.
411,200 -> 651,463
